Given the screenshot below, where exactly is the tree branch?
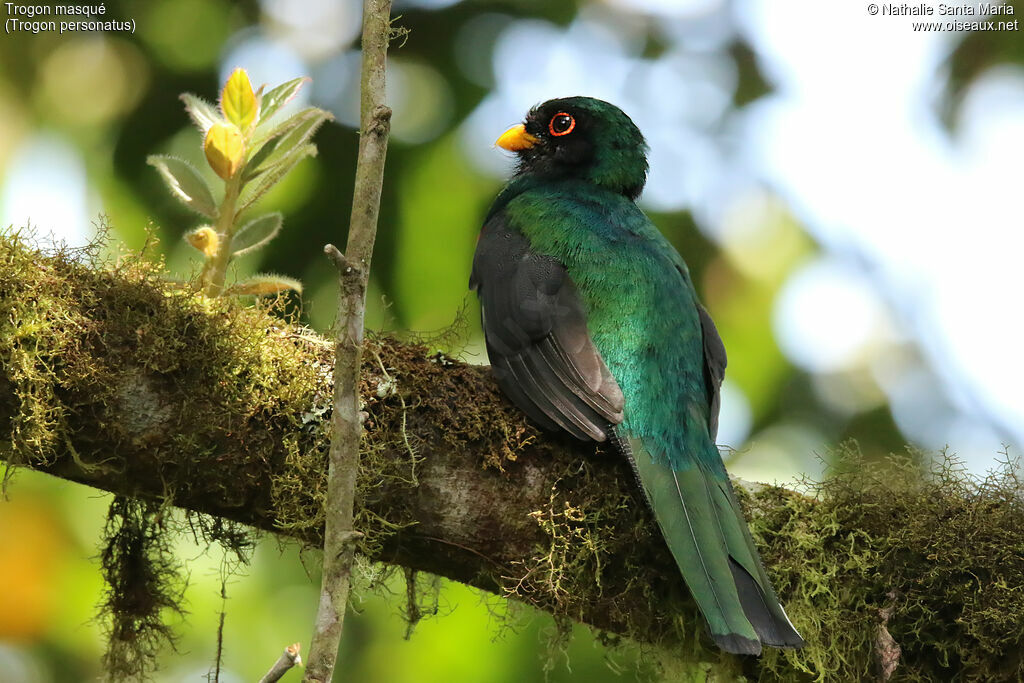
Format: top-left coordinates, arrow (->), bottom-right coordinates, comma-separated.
2,234 -> 1022,680
308,0 -> 393,676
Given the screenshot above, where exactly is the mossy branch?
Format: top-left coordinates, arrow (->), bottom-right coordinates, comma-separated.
2,234 -> 1023,681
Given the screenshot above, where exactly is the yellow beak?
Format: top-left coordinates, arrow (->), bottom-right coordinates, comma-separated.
495,124 -> 539,151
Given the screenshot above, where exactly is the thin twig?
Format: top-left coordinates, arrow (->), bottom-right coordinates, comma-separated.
208,577 -> 227,683
303,1 -> 394,681
259,643 -> 302,683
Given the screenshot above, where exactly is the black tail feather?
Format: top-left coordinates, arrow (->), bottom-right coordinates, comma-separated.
713,632 -> 762,656
729,558 -> 805,649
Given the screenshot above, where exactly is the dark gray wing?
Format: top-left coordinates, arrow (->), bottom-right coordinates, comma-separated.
697,303 -> 727,441
470,214 -> 624,442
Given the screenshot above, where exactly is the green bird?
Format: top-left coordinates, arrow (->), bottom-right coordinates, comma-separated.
470,97 -> 804,655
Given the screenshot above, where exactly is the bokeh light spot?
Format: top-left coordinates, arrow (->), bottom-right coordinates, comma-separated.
261,0 -> 361,60
141,0 -> 232,72
774,258 -> 886,373
38,38 -> 148,126
717,378 -> 752,448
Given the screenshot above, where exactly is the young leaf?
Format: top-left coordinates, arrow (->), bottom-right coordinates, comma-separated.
236,143 -> 317,214
221,68 -> 259,132
248,108 -> 332,177
185,226 -> 219,257
147,155 -> 217,218
225,273 -> 303,296
180,93 -> 220,134
258,77 -> 310,124
204,122 -> 245,180
242,109 -> 311,182
241,135 -> 283,182
248,107 -> 331,161
232,212 -> 282,256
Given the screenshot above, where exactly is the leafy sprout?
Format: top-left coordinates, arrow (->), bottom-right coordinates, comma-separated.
148,69 -> 331,297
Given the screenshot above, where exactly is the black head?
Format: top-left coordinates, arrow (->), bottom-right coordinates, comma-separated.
496,96 -> 649,200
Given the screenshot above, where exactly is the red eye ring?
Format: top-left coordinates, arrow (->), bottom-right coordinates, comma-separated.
548,112 -> 575,137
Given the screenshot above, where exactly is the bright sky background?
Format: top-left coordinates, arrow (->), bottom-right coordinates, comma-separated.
1,0 -> 1019,474
742,1 -> 1024,468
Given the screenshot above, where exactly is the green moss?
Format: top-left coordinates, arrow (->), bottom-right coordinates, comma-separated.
0,228 -> 455,674
747,445 -> 1024,681
0,228 -> 334,676
503,447 -> 746,679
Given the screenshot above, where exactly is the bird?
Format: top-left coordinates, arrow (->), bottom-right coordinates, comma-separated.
469,96 -> 804,655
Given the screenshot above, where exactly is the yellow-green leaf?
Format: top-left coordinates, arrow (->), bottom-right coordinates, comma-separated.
225,274 -> 302,296
246,107 -> 332,177
259,77 -> 310,123
204,122 -> 245,180
146,155 -> 217,218
236,143 -> 317,214
232,212 -> 282,256
180,93 -> 220,134
221,67 -> 259,132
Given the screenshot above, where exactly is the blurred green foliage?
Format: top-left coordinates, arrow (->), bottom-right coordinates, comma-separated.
0,0 -> 1019,680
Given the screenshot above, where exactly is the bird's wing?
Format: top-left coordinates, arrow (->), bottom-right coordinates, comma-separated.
697,303 -> 727,441
470,213 -> 624,441
666,260 -> 727,441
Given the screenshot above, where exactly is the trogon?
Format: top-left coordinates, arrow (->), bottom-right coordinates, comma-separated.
470,96 -> 804,654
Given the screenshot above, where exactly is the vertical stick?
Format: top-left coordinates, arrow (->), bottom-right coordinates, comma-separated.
303,0 -> 393,681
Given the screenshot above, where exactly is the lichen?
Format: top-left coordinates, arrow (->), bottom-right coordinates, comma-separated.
400,567 -> 441,639
502,445 -> 734,675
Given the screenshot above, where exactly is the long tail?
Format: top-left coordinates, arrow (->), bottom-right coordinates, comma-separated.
612,431 -> 804,654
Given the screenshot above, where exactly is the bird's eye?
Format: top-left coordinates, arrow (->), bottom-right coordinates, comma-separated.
548,112 -> 575,137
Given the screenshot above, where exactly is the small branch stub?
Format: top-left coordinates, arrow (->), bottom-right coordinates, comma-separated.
323,244 -> 357,277
324,244 -> 365,302
259,643 -> 302,683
